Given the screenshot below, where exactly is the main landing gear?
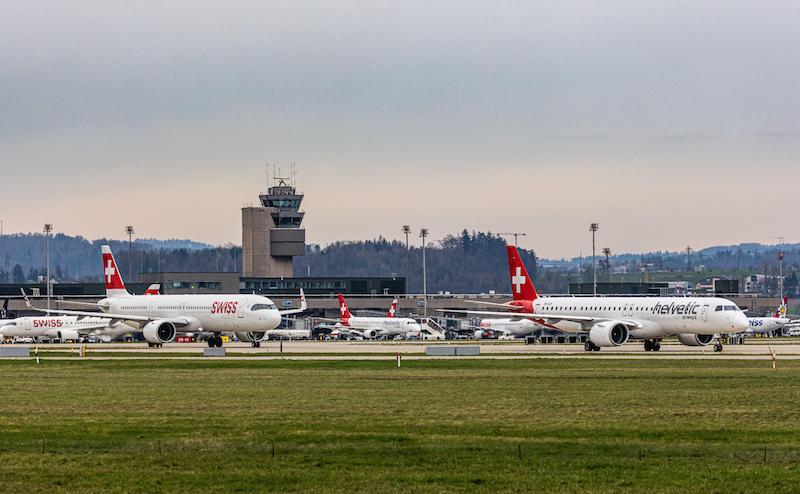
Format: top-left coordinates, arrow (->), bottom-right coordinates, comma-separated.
251,341 -> 262,348
644,339 -> 662,352
207,335 -> 224,348
584,341 -> 601,352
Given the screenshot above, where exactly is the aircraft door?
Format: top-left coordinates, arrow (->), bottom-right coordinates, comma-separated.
237,303 -> 245,319
701,304 -> 709,322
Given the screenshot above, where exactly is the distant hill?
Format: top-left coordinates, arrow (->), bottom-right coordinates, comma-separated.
135,238 -> 214,251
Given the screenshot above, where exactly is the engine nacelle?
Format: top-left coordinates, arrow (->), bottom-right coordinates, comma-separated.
677,333 -> 715,346
589,321 -> 629,347
143,321 -> 177,344
57,330 -> 80,341
362,329 -> 378,339
236,331 -> 267,343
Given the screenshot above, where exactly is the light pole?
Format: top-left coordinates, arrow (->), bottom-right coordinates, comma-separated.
420,228 -> 428,317
125,226 -> 135,283
43,224 -> 53,310
602,247 -> 611,283
402,225 -> 411,295
590,223 -> 598,296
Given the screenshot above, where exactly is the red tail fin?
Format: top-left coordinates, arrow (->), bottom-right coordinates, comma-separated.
387,298 -> 398,318
506,245 -> 538,301
101,245 -> 130,298
337,293 -> 352,320
144,284 -> 161,295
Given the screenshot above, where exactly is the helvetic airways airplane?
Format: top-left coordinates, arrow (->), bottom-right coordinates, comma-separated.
323,294 -> 421,339
25,245 -> 306,348
447,245 -> 749,352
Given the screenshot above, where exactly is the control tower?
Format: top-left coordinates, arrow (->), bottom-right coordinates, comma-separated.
242,173 -> 306,278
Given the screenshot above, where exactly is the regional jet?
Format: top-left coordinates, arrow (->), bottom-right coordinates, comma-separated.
444,245 -> 749,352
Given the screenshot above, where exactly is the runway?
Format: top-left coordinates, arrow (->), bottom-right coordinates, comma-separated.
6,339 -> 800,360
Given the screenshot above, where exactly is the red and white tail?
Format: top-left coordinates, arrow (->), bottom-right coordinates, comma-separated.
144,284 -> 161,295
337,293 -> 352,323
387,298 -> 398,318
506,245 -> 538,301
101,245 -> 131,298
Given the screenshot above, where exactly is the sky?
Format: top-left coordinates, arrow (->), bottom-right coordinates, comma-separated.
2,0 -> 799,259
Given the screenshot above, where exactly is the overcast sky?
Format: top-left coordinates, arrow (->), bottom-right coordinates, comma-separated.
2,1 -> 799,258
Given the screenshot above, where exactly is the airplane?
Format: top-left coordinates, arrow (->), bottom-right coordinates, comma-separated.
320,294 -> 421,339
744,297 -> 797,337
24,245 -> 306,348
474,317 -> 541,339
442,245 -> 749,352
0,314 -> 132,343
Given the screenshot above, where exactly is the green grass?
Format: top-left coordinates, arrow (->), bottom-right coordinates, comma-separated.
1,359 -> 799,493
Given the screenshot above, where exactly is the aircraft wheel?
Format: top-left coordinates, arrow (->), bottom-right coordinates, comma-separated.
207,338 -> 215,348
652,340 -> 661,352
644,340 -> 652,352
584,341 -> 594,352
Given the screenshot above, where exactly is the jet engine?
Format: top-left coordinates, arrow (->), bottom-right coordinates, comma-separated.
143,321 -> 177,344
362,329 -> 378,339
677,333 -> 714,346
589,321 -> 629,347
236,332 -> 267,343
56,330 -> 80,341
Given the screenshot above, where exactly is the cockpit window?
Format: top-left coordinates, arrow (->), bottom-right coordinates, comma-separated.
725,305 -> 738,311
715,306 -> 723,311
251,304 -> 277,311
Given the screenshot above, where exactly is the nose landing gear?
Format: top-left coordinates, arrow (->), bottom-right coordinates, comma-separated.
206,335 -> 223,347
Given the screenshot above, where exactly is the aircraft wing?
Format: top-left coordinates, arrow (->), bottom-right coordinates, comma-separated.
279,289 -> 307,315
22,289 -> 151,325
464,300 -> 515,309
437,309 -> 643,329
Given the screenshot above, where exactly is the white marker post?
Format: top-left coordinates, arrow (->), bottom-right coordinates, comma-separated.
34,346 -> 40,365
396,353 -> 401,368
769,346 -> 777,370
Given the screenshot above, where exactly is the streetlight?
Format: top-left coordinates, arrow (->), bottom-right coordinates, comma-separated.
420,228 -> 429,317
602,247 -> 611,282
402,225 -> 411,295
125,226 -> 135,283
589,223 -> 598,296
43,224 -> 53,310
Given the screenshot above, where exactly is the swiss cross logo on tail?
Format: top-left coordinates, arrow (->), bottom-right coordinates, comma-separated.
337,293 -> 352,320
387,298 -> 398,318
511,267 -> 526,294
506,245 -> 539,302
100,245 -> 131,297
105,260 -> 116,283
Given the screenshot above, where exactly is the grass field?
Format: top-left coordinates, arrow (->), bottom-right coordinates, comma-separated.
1,358 -> 800,493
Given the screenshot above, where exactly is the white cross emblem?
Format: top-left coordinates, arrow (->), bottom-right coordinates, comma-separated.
511,267 -> 526,294
105,260 -> 116,284
389,306 -> 396,316
340,304 -> 347,315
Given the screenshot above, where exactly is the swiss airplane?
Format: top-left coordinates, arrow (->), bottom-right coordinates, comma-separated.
445,245 -> 749,352
0,315 -> 133,342
25,245 -> 306,348
744,297 -> 796,336
322,294 -> 420,339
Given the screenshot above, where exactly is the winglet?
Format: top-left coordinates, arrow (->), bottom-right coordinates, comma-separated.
299,289 -> 307,311
20,288 -> 33,309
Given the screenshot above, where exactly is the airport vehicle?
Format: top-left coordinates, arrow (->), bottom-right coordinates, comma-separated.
25,245 -> 305,348
445,245 -> 749,352
0,315 -> 129,343
744,297 -> 796,336
320,294 -> 421,339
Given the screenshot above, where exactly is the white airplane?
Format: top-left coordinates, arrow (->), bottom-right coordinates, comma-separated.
445,245 -> 749,352
0,315 -> 130,342
322,294 -> 421,339
744,297 -> 796,336
474,318 -> 541,339
25,245 -> 306,348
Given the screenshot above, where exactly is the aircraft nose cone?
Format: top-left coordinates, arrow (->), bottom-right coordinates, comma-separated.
734,314 -> 749,332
